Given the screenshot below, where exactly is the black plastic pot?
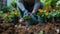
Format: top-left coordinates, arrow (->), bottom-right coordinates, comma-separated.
25,17 -> 46,26
25,18 -> 38,26
38,16 -> 45,23
47,17 -> 52,22
55,17 -> 60,22
12,16 -> 18,25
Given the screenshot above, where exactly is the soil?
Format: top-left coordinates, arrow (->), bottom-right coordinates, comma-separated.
0,21 -> 60,34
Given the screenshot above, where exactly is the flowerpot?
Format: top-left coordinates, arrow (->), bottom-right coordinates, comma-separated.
12,16 -> 18,25
55,17 -> 60,22
50,17 -> 55,23
25,20 -> 31,26
25,19 -> 38,26
37,16 -> 45,23
44,18 -> 48,23
46,17 -> 53,22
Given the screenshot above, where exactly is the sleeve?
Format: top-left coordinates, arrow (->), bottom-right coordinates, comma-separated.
17,0 -> 25,11
33,0 -> 40,11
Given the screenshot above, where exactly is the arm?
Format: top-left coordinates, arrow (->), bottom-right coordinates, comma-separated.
32,0 -> 40,13
17,0 -> 25,11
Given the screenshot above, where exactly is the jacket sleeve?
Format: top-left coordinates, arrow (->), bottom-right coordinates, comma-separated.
17,0 -> 25,11
33,0 -> 40,11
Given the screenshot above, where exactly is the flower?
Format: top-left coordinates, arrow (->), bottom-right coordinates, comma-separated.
38,9 -> 43,13
28,12 -> 30,16
45,11 -> 49,16
13,10 -> 20,15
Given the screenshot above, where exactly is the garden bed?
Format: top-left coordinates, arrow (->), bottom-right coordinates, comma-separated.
0,21 -> 60,34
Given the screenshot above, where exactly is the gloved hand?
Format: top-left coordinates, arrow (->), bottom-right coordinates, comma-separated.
23,9 -> 28,16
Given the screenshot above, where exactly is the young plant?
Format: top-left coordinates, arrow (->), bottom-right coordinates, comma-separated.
23,12 -> 31,20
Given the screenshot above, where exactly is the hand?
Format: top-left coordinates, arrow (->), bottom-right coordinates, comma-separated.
32,10 -> 36,14
19,18 -> 24,23
23,9 -> 28,15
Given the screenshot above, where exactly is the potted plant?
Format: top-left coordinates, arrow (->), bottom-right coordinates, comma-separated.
23,12 -> 38,26
23,12 -> 32,26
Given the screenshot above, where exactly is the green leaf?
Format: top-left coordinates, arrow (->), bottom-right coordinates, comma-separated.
1,6 -> 12,13
23,15 -> 30,20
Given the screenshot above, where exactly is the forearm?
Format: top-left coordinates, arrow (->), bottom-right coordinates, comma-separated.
33,3 -> 40,11
17,0 -> 25,11
33,0 -> 40,12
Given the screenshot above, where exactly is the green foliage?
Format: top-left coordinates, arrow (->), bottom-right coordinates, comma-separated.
10,10 -> 20,17
4,16 -> 12,22
37,10 -> 46,18
55,11 -> 60,17
11,1 -> 17,8
0,11 -> 12,22
0,11 -> 3,16
45,0 -> 52,5
41,0 -> 46,3
0,7 -> 20,22
42,0 -> 59,9
37,10 -> 60,19
0,0 -> 60,22
1,6 -> 12,13
23,15 -> 31,20
50,0 -> 58,9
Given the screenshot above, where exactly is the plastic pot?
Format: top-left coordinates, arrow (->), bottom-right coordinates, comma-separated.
37,16 -> 45,23
55,17 -> 60,22
25,19 -> 38,26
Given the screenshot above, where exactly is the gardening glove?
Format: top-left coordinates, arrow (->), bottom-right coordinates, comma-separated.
19,9 -> 28,22
23,9 -> 28,16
